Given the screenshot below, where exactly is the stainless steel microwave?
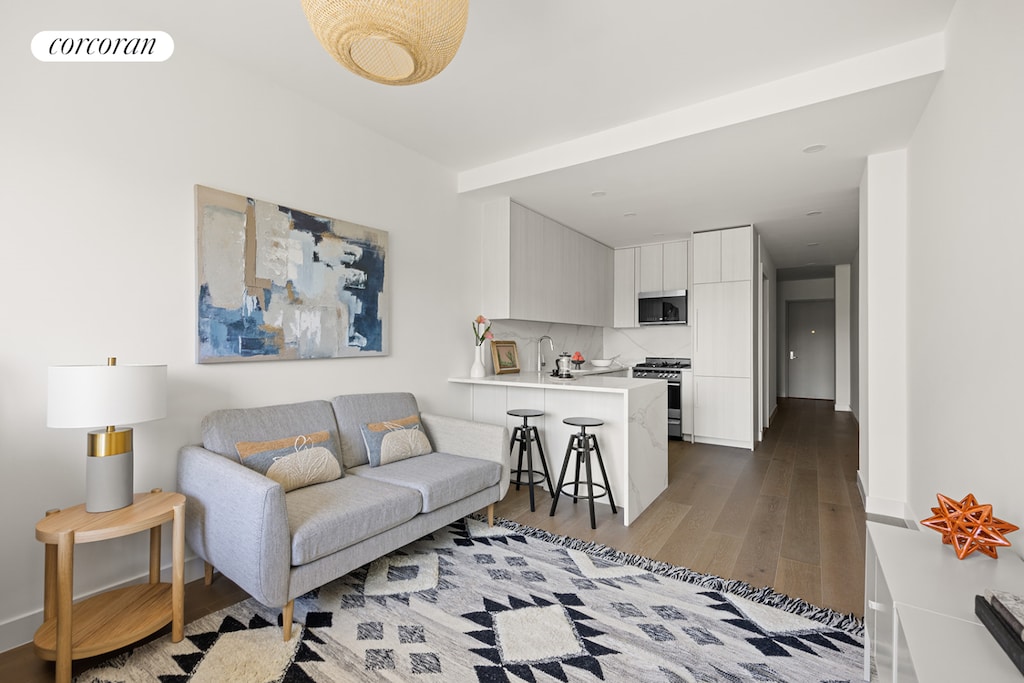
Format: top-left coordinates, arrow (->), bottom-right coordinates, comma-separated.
638,290 -> 687,325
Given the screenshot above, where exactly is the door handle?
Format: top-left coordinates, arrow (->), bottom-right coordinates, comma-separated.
789,351 -> 797,360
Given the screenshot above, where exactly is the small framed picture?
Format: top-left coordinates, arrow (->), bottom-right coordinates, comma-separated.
490,340 -> 520,375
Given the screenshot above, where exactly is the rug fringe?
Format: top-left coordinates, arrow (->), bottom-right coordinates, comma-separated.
471,514 -> 864,637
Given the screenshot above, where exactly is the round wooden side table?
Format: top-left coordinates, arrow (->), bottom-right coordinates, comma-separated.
33,488 -> 185,683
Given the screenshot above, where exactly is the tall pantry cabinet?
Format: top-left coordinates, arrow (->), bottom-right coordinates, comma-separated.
691,226 -> 755,449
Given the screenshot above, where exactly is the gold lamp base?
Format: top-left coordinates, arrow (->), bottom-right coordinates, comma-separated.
85,426 -> 134,513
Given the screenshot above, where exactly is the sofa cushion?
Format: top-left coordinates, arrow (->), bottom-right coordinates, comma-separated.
348,452 -> 502,513
360,415 -> 433,467
331,393 -> 421,469
235,431 -> 342,492
201,400 -> 343,470
285,476 -> 422,565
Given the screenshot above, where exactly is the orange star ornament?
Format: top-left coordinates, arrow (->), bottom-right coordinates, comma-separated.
921,493 -> 1019,559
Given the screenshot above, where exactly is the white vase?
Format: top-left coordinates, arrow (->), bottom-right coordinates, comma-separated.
470,344 -> 486,378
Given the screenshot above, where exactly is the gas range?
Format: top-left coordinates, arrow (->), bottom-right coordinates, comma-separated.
630,357 -> 691,380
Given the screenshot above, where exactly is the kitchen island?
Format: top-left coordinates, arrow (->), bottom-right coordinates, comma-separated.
448,371 -> 667,526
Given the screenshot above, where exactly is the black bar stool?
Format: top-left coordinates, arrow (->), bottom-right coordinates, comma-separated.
507,409 -> 553,512
550,417 -> 617,529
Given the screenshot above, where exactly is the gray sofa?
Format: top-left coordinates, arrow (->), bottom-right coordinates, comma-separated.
177,392 -> 509,639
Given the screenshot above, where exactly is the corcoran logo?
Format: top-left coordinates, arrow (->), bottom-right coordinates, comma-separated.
32,31 -> 174,62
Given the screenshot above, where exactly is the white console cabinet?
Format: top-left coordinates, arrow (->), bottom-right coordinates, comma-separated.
866,521 -> 1024,682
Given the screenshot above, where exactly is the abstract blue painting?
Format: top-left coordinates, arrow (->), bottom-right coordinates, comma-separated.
195,185 -> 388,363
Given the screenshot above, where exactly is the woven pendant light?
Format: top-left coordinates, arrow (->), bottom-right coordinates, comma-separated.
301,0 -> 470,86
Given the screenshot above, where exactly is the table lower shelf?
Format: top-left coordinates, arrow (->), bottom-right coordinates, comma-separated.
34,582 -> 173,660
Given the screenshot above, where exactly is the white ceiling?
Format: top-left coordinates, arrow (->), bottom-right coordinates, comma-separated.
122,0 -> 956,269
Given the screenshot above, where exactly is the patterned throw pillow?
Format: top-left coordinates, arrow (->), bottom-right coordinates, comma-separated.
235,431 -> 342,492
360,415 -> 433,467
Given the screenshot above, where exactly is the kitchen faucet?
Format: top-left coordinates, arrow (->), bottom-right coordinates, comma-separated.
537,336 -> 554,372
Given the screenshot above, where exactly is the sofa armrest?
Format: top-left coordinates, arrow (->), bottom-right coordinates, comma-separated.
177,445 -> 291,607
420,413 -> 510,499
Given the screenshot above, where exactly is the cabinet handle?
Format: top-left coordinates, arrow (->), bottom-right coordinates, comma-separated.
867,600 -> 888,613
694,309 -> 698,353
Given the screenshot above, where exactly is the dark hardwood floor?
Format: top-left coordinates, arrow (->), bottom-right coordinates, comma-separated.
493,397 -> 865,617
0,397 -> 863,681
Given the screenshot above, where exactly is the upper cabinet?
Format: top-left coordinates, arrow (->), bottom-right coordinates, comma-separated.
639,241 -> 688,293
693,226 -> 752,283
612,248 -> 639,328
614,239 -> 689,328
481,198 -> 612,328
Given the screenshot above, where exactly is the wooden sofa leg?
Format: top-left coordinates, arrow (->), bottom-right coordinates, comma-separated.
487,503 -> 494,527
282,600 -> 294,641
204,562 -> 214,586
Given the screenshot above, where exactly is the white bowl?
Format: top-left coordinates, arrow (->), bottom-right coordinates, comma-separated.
590,359 -> 613,367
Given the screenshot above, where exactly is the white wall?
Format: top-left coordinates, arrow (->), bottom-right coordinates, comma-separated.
849,252 -> 860,419
775,278 -> 835,397
834,265 -> 852,411
903,1 -> 1024,528
0,5 -> 479,650
860,150 -> 910,519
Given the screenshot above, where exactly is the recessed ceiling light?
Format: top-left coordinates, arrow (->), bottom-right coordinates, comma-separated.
806,242 -> 821,247
806,210 -> 823,216
623,212 -> 637,218
591,190 -> 607,197
802,144 -> 827,154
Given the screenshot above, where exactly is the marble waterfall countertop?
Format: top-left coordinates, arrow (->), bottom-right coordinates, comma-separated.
449,367 -> 667,525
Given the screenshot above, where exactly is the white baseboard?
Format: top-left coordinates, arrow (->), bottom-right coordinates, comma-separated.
834,403 -> 851,412
864,494 -> 914,522
693,435 -> 755,450
0,555 -> 207,654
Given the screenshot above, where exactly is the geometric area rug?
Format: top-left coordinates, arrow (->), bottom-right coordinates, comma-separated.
75,516 -> 864,683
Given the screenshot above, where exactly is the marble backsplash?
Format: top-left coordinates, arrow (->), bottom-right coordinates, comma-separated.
485,319 -> 693,374
603,324 -> 693,366
487,320 -> 603,374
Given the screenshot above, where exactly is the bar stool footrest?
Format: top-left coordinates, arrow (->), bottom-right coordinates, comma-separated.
510,469 -> 550,487
554,482 -> 611,502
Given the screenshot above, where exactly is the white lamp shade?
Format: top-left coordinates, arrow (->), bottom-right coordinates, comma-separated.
47,364 -> 167,428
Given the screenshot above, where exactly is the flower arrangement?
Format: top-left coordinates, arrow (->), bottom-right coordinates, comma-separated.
472,315 -> 493,346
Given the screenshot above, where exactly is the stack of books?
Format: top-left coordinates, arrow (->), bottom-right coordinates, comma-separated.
975,589 -> 1024,675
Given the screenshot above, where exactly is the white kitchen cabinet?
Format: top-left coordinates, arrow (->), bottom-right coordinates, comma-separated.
721,226 -> 752,281
613,248 -> 639,328
680,369 -> 694,438
692,376 -> 751,444
575,229 -> 613,326
639,241 -> 688,293
691,225 -> 756,449
638,244 -> 662,293
662,241 -> 688,291
693,226 -> 751,283
692,230 -> 722,284
866,521 -> 1024,682
693,281 -> 752,378
484,198 -> 612,327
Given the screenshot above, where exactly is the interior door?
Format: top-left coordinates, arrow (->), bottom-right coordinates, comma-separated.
787,299 -> 835,400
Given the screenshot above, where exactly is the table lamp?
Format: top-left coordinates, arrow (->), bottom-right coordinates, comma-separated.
47,357 -> 167,512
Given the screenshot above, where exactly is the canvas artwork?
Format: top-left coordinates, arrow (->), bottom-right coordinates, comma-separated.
195,185 -> 388,363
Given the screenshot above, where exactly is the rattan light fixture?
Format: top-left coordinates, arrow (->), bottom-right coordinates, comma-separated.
301,0 -> 470,86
